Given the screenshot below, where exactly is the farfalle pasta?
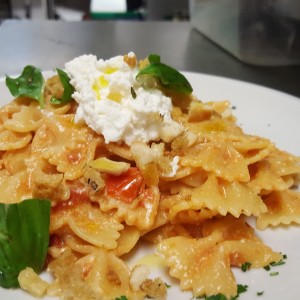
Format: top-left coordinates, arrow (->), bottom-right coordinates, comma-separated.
0,53 -> 300,300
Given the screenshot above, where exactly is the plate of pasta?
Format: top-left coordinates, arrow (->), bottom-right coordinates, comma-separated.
0,53 -> 300,300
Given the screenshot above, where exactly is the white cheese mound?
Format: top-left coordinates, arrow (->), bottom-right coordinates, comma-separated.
65,53 -> 184,145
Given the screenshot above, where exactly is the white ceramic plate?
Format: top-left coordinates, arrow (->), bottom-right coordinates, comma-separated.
0,72 -> 300,299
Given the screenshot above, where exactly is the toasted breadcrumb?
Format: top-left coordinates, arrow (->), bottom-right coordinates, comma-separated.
140,278 -> 167,299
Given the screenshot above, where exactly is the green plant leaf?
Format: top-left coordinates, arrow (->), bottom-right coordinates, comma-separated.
0,199 -> 51,288
50,68 -> 74,105
5,65 -> 45,108
136,54 -> 193,95
148,54 -> 161,64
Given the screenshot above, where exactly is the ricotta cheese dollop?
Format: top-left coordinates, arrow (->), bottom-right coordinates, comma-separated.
65,52 -> 184,145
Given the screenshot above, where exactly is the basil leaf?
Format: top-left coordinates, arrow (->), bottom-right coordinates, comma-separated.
0,199 -> 51,288
148,54 -> 161,64
136,55 -> 193,95
5,65 -> 45,108
50,68 -> 74,105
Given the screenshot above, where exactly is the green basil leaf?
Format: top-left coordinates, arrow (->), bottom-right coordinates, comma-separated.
148,54 -> 161,64
50,68 -> 74,105
5,65 -> 45,108
136,55 -> 193,95
0,199 -> 51,288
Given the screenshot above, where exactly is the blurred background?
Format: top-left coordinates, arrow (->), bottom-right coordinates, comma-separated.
0,0 -> 190,21
0,0 -> 299,66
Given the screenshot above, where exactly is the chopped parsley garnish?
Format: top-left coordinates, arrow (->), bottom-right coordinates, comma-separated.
115,296 -> 128,300
195,284 -> 248,300
257,291 -> 264,296
231,284 -> 248,300
270,271 -> 279,276
263,265 -> 271,271
196,294 -> 227,300
264,255 -> 287,272
270,260 -> 286,267
237,284 -> 248,294
131,86 -> 137,99
241,262 -> 252,272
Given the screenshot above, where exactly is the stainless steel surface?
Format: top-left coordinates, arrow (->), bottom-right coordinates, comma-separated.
0,20 -> 300,97
190,0 -> 300,66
